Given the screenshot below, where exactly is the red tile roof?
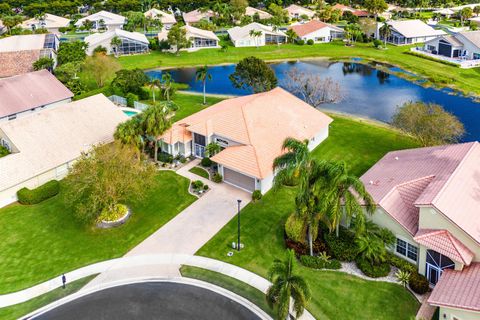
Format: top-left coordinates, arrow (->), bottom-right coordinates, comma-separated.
429,263 -> 480,312
0,70 -> 73,118
414,229 -> 474,265
353,10 -> 370,17
289,20 -> 329,37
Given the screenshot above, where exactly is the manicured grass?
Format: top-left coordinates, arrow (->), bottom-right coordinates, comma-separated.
197,116 -> 420,320
189,166 -> 210,179
0,171 -> 196,294
0,275 -> 97,320
118,41 -> 480,96
171,93 -> 224,122
180,266 -> 274,317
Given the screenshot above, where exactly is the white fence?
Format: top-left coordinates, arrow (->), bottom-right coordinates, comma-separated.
108,95 -> 150,111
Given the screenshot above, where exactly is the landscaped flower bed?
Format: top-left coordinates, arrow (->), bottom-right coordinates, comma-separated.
96,204 -> 131,229
190,180 -> 210,197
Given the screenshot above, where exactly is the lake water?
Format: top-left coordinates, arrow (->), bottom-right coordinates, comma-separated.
146,61 -> 480,142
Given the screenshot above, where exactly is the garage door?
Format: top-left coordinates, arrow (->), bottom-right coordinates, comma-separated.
223,168 -> 256,192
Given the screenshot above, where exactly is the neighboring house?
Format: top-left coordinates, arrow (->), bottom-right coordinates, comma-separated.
21,13 -> 70,34
0,94 -> 128,208
285,4 -> 316,20
182,9 -> 215,25
289,20 -> 344,43
0,33 -> 60,78
0,70 -> 73,122
228,22 -> 286,47
361,142 -> 480,320
470,16 -> 480,26
332,4 -> 370,17
144,8 -> 176,29
85,29 -> 149,56
158,25 -> 220,51
75,10 -> 126,31
159,87 -> 332,193
0,20 -> 5,35
432,8 -> 455,18
424,31 -> 480,60
245,6 -> 272,20
378,19 -> 446,45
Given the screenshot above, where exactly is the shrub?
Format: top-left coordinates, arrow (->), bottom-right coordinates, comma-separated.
300,255 -> 341,270
203,184 -> 209,190
158,152 -> 173,163
252,190 -> 262,202
17,180 -> 60,205
201,157 -> 212,167
192,180 -> 204,190
386,252 -> 417,273
408,272 -> 430,294
285,235 -> 328,256
373,39 -> 383,48
306,39 -> 314,45
93,45 -> 107,54
0,145 -> 9,157
296,39 -> 305,45
285,213 -> 306,243
356,257 -> 391,278
126,92 -> 138,107
212,173 -> 223,183
98,203 -> 128,222
324,227 -> 358,261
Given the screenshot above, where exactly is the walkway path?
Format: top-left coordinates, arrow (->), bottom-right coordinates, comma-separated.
85,159 -> 250,287
0,254 -> 314,320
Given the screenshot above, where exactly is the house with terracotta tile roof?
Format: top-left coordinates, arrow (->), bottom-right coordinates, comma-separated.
144,8 -> 176,29
332,4 -> 371,17
159,87 -> 332,193
182,9 -> 215,26
245,6 -> 272,20
361,142 -> 480,320
158,25 -> 220,52
0,70 -> 73,122
0,33 -> 60,78
0,94 -> 128,208
285,4 -> 315,20
289,20 -> 344,43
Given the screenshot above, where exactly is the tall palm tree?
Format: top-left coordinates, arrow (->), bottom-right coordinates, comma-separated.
110,36 -> 122,57
273,137 -> 311,191
195,65 -> 212,105
266,250 -> 311,320
249,29 -> 263,48
205,142 -> 221,157
285,29 -> 298,44
149,78 -> 161,103
319,161 -> 375,236
161,72 -> 173,102
114,116 -> 144,155
141,103 -> 172,162
379,22 -> 392,48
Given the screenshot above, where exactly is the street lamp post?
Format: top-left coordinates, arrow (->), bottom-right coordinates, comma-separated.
237,199 -> 242,251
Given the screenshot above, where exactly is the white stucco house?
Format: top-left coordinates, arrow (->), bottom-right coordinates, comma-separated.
85,29 -> 149,56
228,22 -> 286,47
144,8 -> 176,29
245,6 -> 272,20
289,20 -> 344,43
285,4 -> 316,20
159,87 -> 332,193
75,10 -> 126,31
21,13 -> 70,34
158,25 -> 220,52
361,143 -> 480,320
0,94 -> 128,208
377,19 -> 446,45
423,31 -> 480,60
182,9 -> 215,26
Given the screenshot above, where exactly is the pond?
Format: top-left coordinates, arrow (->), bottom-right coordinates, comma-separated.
146,61 -> 480,142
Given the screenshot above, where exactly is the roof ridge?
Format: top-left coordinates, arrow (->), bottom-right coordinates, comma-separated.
431,142 -> 478,205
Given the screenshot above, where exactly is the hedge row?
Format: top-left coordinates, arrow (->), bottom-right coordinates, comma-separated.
300,255 -> 341,270
17,180 -> 60,205
355,257 -> 391,278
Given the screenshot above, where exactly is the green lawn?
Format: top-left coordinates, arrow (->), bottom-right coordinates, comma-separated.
0,275 -> 97,320
119,41 -> 480,96
180,266 -> 274,317
197,115 -> 420,320
0,171 -> 196,294
189,166 -> 210,179
171,93 -> 224,122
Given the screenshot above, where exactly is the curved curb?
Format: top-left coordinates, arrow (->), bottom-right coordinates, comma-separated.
21,277 -> 272,320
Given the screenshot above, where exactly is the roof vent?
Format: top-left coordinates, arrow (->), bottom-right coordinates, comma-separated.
394,156 -> 399,160
369,180 -> 374,185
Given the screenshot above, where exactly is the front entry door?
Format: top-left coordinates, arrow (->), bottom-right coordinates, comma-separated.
426,263 -> 440,285
426,249 -> 455,285
194,144 -> 205,158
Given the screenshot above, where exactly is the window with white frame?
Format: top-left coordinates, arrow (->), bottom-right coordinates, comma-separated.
396,238 -> 418,262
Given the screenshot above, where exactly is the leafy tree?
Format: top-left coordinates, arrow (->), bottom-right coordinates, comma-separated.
57,41 -> 88,65
392,101 -> 465,146
268,3 -> 288,25
110,36 -> 122,57
54,62 -> 81,84
141,103 -> 172,162
93,45 -> 108,55
63,142 -> 156,224
459,7 -> 473,26
123,11 -> 145,31
474,6 -> 480,16
2,15 -> 23,34
82,53 -> 121,88
195,65 -> 212,105
229,56 -> 278,93
111,69 -> 149,96
33,57 -> 54,71
167,24 -> 191,55
266,250 -> 311,320
379,22 -> 392,47
81,19 -> 94,32
285,28 -> 298,43
364,0 -> 388,21
230,0 -> 248,22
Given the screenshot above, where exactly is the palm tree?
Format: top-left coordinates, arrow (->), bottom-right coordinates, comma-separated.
249,29 -> 263,48
273,138 -> 311,190
114,116 -> 144,155
195,65 -> 212,105
161,72 -> 174,102
149,78 -> 161,103
141,103 -> 171,162
205,142 -> 221,157
379,22 -> 392,48
110,36 -> 122,57
266,250 -> 311,320
355,233 -> 387,266
285,29 -> 298,44
319,161 -> 375,236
